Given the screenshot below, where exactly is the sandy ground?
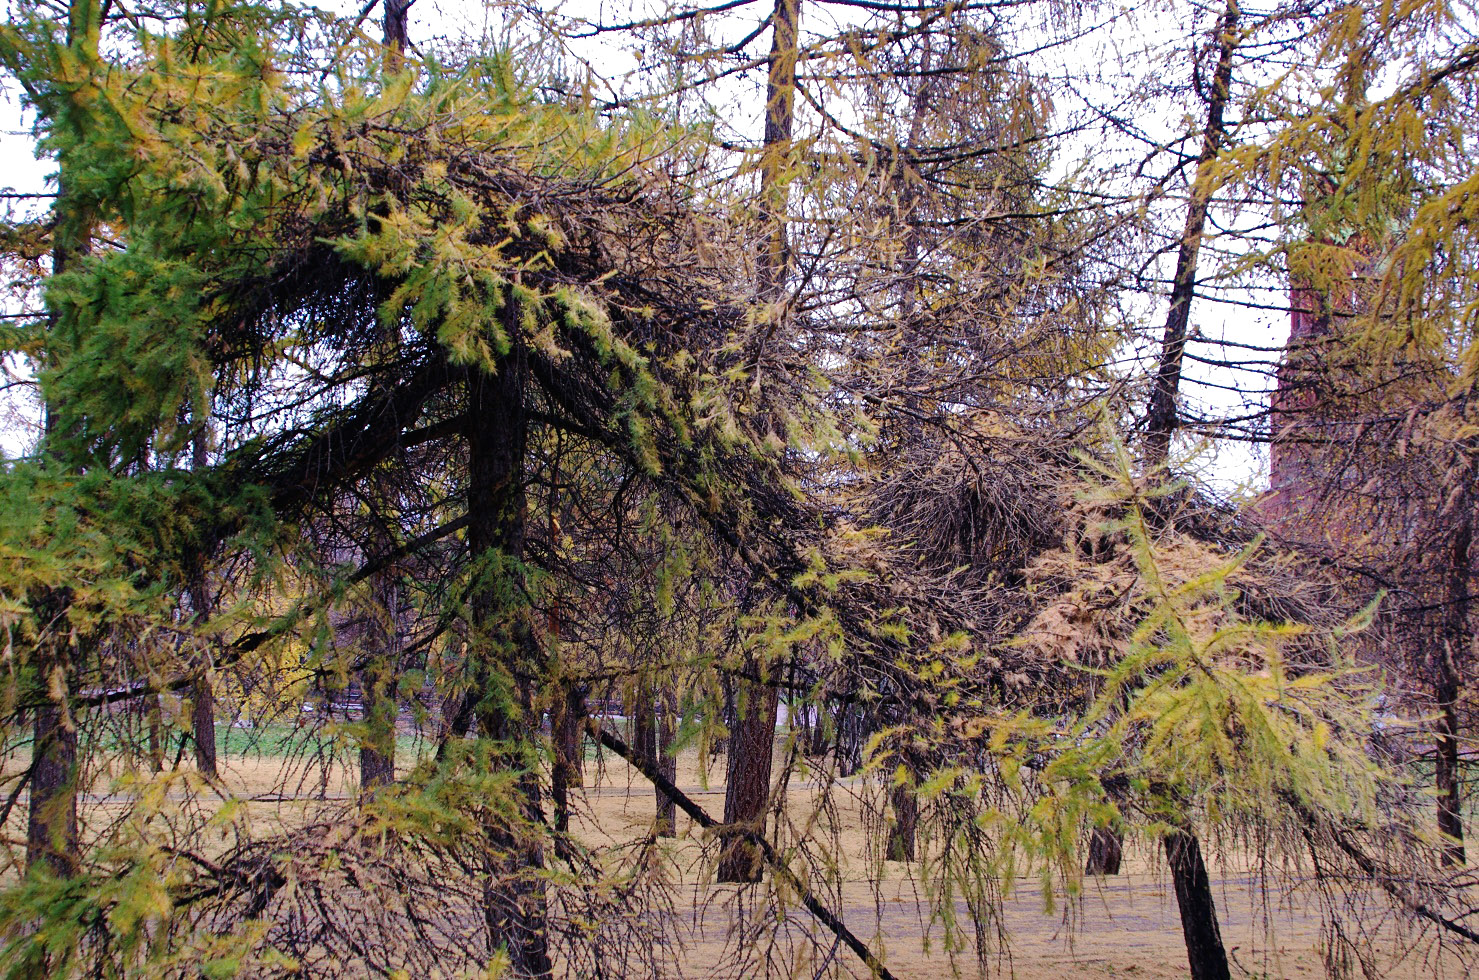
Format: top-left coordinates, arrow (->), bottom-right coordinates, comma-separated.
5,740 -> 1474,978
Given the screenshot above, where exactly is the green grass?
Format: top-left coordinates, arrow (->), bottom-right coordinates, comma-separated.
215,721 -> 434,759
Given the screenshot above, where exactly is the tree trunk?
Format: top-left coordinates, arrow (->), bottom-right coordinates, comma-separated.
191,677 -> 218,778
359,664 -> 396,793
384,0 -> 412,66
25,0 -> 99,881
551,679 -> 585,835
27,699 -> 78,877
656,685 -> 678,837
147,693 -> 164,772
754,0 -> 800,308
359,562 -> 399,793
887,780 -> 918,862
465,333 -> 551,977
633,679 -> 678,837
190,428 -> 219,779
1085,827 -> 1124,875
1142,0 -> 1241,465
1165,827 -> 1231,980
718,673 -> 777,882
1436,511 -> 1471,866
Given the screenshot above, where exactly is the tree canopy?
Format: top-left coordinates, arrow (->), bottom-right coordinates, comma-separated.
2,0 -> 1479,977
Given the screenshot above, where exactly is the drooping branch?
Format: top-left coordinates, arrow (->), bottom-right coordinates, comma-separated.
594,725 -> 899,980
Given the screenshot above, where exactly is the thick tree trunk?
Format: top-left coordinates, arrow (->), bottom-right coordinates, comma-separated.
887,780 -> 918,862
633,680 -> 660,828
191,678 -> 218,778
465,337 -> 551,977
359,567 -> 399,793
384,0 -> 412,64
1437,512 -> 1471,866
359,667 -> 396,793
1085,827 -> 1124,875
25,0 -> 99,880
27,699 -> 79,877
718,673 -> 777,882
551,679 -> 585,835
1165,827 -> 1230,980
1142,0 -> 1241,465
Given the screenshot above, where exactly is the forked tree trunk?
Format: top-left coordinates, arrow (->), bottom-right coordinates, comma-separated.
465,335 -> 551,977
719,673 -> 778,882
1085,826 -> 1124,875
1165,827 -> 1230,980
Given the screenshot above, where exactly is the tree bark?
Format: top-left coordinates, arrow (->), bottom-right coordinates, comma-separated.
887,780 -> 918,862
551,679 -> 585,835
656,684 -> 677,837
465,332 -> 551,977
1165,826 -> 1231,980
359,553 -> 399,793
190,428 -> 219,779
718,672 -> 777,882
1085,826 -> 1124,875
147,693 -> 164,772
1436,510 -> 1470,866
25,0 -> 100,880
383,0 -> 412,70
26,699 -> 78,877
1143,0 -> 1241,465
633,678 -> 678,837
359,664 -> 397,793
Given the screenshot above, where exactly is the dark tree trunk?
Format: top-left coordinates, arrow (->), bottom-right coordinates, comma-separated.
465,336 -> 551,977
633,680 -> 658,796
359,567 -> 399,794
1437,512 -> 1471,866
551,679 -> 585,835
27,699 -> 78,877
887,780 -> 918,862
1142,0 -> 1241,465
835,703 -> 865,777
1085,827 -> 1124,875
632,679 -> 678,837
718,674 -> 778,882
147,693 -> 164,772
383,0 -> 411,69
25,0 -> 96,883
1165,827 -> 1230,980
190,430 -> 219,780
359,667 -> 396,793
656,685 -> 677,837
191,677 -> 217,778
